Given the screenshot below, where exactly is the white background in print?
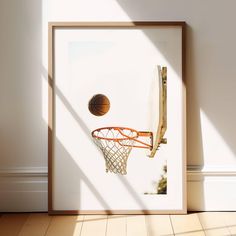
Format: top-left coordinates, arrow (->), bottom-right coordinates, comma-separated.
53,27 -> 184,211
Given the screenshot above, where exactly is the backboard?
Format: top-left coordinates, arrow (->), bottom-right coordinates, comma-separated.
148,66 -> 167,158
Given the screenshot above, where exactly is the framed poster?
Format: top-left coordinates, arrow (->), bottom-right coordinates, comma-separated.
48,22 -> 186,214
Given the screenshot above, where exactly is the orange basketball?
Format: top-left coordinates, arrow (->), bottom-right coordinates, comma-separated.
88,94 -> 110,116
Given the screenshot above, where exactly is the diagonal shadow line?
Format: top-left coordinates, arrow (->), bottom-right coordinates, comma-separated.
78,166 -> 112,214
56,137 -> 112,214
108,4 -> 186,85
111,3 -> 236,160
45,67 -> 113,212
43,65 -> 150,213
54,88 -> 149,213
117,175 -> 148,213
42,65 -> 101,153
55,90 -> 149,212
55,86 -> 98,149
77,170 -> 112,214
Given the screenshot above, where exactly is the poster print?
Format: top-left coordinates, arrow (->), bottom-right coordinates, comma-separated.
48,22 -> 186,214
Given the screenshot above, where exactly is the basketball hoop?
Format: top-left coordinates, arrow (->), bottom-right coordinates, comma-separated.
92,127 -> 153,175
91,66 -> 167,175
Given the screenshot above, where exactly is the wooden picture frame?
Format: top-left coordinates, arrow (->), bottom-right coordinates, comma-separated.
48,22 -> 186,214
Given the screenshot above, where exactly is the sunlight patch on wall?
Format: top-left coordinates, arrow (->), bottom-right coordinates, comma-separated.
48,0 -> 132,21
200,110 -> 236,166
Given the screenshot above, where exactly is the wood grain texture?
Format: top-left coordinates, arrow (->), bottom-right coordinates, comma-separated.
45,215 -> 84,236
0,214 -> 29,236
18,213 -> 52,236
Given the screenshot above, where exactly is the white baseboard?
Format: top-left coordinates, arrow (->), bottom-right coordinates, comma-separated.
1,166 -> 236,212
0,167 -> 48,212
187,165 -> 236,211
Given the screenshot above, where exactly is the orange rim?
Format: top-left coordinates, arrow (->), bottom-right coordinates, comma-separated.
91,127 -> 153,150
92,126 -> 139,141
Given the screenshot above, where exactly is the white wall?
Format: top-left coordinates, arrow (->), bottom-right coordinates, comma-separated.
0,0 -> 47,211
0,0 -> 236,211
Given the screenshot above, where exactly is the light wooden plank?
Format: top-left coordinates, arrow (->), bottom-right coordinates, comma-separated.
18,213 -> 52,236
228,225 -> 236,235
45,215 -> 84,236
197,212 -> 228,230
126,215 -> 147,236
80,215 -> 107,236
170,213 -> 203,235
224,212 -> 236,235
204,227 -> 231,236
106,215 -> 126,236
145,215 -> 173,236
0,214 -> 29,236
177,232 -> 205,236
224,211 -> 236,227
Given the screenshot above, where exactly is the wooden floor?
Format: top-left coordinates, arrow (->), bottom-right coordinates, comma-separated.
0,212 -> 236,236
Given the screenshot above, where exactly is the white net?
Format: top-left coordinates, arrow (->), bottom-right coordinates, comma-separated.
92,127 -> 138,175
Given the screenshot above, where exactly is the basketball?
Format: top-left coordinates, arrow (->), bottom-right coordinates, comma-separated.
88,94 -> 110,116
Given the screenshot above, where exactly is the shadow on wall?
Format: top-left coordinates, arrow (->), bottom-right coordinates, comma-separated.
0,0 -> 47,167
110,0 -> 236,212
133,23 -> 206,166
185,26 -> 204,167
115,0 -> 236,166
